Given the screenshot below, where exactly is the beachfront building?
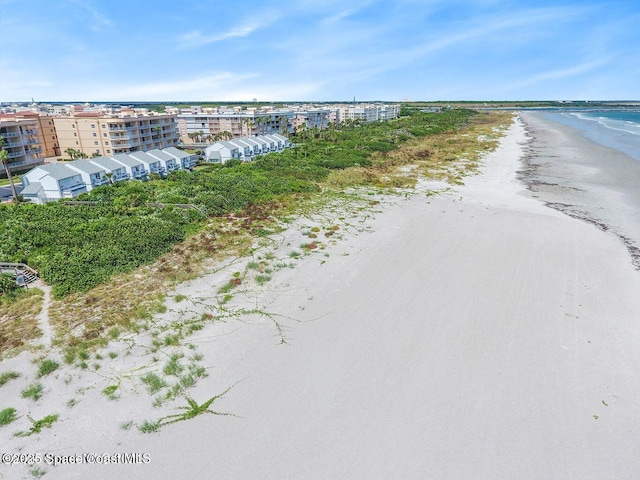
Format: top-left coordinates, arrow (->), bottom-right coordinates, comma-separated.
111,154 -> 149,180
177,109 -> 294,145
146,149 -> 181,173
249,136 -> 270,154
89,156 -> 130,182
227,139 -> 254,161
203,133 -> 292,164
262,134 -> 284,151
0,115 -> 45,174
270,133 -> 291,148
162,146 -> 197,170
54,112 -> 179,157
65,160 -> 110,192
128,151 -> 166,176
21,163 -> 87,203
237,137 -> 262,157
257,135 -> 276,152
205,141 -> 241,164
292,109 -> 330,131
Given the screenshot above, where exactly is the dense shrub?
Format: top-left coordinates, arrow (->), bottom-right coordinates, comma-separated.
0,108 -> 476,296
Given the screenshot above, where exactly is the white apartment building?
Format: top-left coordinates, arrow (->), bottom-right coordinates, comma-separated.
177,109 -> 293,145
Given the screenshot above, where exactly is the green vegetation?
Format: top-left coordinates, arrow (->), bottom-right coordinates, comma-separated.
0,272 -> 19,298
14,414 -> 59,437
138,419 -> 161,433
0,108 -> 475,300
0,407 -> 18,426
141,372 -> 167,394
21,382 -> 44,401
0,370 -> 20,387
37,359 -> 59,377
102,384 -> 119,400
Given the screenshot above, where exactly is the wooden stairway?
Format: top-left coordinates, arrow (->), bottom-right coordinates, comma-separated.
0,262 -> 40,286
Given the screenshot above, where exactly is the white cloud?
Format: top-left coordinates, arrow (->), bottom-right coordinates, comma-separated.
508,59 -> 611,91
176,16 -> 278,50
68,0 -> 113,31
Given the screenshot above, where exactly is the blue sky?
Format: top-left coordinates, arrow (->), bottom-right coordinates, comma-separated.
1,0 -> 639,102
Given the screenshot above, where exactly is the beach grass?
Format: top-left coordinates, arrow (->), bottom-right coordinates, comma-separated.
0,370 -> 20,387
0,288 -> 44,359
21,383 -> 44,401
37,359 -> 59,377
0,407 -> 18,426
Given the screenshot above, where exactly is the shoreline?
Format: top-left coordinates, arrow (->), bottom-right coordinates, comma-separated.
3,115 -> 640,479
517,111 -> 640,269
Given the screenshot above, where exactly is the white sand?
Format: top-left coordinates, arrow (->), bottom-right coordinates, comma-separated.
3,117 -> 640,480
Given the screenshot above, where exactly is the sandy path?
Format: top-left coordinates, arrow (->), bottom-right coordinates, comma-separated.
7,117 -> 640,480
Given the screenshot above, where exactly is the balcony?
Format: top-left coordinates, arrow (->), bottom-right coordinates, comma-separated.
6,158 -> 43,170
91,177 -> 110,187
112,173 -> 130,182
132,169 -> 149,180
61,184 -> 87,198
0,131 -> 20,138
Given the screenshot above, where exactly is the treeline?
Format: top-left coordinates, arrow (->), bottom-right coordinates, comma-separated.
0,108 -> 475,298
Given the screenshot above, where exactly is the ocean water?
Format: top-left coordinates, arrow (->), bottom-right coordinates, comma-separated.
542,109 -> 640,161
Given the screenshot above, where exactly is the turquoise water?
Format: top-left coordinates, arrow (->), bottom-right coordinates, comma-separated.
543,109 -> 640,161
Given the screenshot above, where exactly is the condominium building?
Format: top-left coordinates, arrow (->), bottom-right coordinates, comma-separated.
0,115 -> 45,173
54,112 -> 179,157
292,109 -> 330,130
332,103 -> 400,124
177,110 -> 293,145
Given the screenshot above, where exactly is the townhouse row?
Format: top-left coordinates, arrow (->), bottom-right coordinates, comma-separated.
20,133 -> 292,204
205,133 -> 291,163
21,147 -> 196,204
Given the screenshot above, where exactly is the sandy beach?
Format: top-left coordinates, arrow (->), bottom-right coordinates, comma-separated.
3,114 -> 640,480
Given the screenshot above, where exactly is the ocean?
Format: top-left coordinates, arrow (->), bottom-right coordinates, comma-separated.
540,109 -> 640,161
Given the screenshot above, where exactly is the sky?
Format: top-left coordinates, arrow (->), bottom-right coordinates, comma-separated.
1,0 -> 639,102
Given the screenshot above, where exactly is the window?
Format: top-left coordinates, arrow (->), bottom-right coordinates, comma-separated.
93,133 -> 97,137
75,141 -> 79,145
73,132 -> 77,136
107,150 -> 111,154
72,124 -> 76,128
91,124 -> 96,128
103,133 -> 107,137
105,141 -> 109,145
94,141 -> 99,145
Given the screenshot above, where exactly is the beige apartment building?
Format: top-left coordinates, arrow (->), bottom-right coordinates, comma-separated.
54,113 -> 179,157
0,115 -> 45,173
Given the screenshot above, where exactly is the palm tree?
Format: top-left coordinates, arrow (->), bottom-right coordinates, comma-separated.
65,147 -> 78,160
0,136 -> 19,203
279,115 -> 290,135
